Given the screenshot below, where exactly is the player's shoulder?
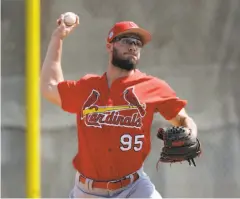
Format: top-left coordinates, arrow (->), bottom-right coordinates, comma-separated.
138,71 -> 176,94
138,71 -> 170,86
80,73 -> 102,81
77,73 -> 103,84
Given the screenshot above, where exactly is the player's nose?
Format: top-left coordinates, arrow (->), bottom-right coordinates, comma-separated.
128,43 -> 138,52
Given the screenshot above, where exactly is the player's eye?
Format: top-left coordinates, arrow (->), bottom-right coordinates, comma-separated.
120,38 -> 143,48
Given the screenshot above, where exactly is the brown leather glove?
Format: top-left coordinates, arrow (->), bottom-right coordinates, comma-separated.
156,126 -> 202,169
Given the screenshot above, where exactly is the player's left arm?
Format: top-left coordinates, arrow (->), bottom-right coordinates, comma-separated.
151,77 -> 198,138
167,108 -> 198,138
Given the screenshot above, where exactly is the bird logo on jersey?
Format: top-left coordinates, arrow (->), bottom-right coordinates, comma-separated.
81,87 -> 146,128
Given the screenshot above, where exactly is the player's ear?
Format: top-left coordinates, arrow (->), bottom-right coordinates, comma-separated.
106,43 -> 113,53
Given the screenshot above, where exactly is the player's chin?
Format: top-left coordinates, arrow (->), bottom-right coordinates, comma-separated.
127,57 -> 138,64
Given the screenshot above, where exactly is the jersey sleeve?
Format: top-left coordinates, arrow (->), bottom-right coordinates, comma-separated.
57,79 -> 83,113
153,78 -> 187,120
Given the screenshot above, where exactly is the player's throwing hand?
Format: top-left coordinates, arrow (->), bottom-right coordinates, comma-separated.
52,13 -> 80,40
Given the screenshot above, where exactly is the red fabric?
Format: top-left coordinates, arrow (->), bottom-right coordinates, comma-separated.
107,21 -> 152,45
57,80 -> 82,113
57,70 -> 187,180
150,78 -> 187,120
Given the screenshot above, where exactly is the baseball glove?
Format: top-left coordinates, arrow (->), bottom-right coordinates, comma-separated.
156,126 -> 202,169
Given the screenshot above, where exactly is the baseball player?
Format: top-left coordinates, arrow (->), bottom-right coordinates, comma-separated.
40,13 -> 200,198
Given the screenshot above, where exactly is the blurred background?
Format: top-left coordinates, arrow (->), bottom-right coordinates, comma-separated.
1,0 -> 240,198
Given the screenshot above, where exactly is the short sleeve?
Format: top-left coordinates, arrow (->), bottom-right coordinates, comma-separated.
57,79 -> 83,113
153,78 -> 187,120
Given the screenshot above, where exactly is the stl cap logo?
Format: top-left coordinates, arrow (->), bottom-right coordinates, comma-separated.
109,31 -> 114,39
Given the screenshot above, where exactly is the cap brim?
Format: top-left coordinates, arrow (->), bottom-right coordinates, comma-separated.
114,28 -> 152,45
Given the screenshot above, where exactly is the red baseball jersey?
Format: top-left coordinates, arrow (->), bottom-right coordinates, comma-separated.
57,69 -> 187,181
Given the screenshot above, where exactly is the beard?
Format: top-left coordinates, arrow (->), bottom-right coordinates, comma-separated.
111,47 -> 137,71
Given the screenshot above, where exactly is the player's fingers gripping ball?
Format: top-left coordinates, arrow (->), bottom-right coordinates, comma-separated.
156,126 -> 202,169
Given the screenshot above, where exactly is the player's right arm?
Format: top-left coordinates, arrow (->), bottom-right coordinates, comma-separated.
40,14 -> 79,107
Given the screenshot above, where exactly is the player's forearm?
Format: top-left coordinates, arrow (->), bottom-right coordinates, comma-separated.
40,36 -> 64,93
181,116 -> 198,138
169,109 -> 198,138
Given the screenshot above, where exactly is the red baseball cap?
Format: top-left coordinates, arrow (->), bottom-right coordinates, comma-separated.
107,21 -> 152,45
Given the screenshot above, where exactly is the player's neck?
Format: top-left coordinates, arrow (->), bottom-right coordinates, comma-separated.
106,64 -> 134,88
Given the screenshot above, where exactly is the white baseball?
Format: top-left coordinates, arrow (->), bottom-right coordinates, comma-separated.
63,12 -> 77,26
